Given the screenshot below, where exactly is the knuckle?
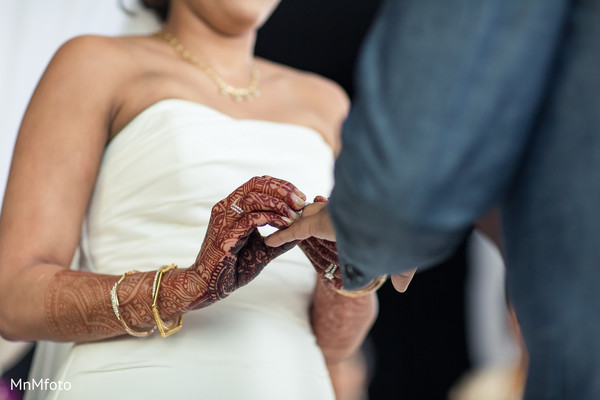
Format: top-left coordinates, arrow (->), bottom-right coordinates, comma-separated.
211,202 -> 225,217
246,192 -> 261,202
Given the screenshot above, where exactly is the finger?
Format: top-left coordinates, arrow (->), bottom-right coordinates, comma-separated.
265,206 -> 335,247
315,238 -> 337,253
298,202 -> 327,218
236,233 -> 299,288
267,239 -> 299,257
238,231 -> 297,270
391,268 -> 417,293
235,230 -> 271,288
264,216 -> 315,247
299,238 -> 341,282
231,211 -> 295,235
223,211 -> 295,255
235,192 -> 300,220
256,176 -> 305,210
261,175 -> 307,201
313,195 -> 328,203
299,238 -> 338,268
299,241 -> 343,290
300,241 -> 330,271
229,176 -> 306,210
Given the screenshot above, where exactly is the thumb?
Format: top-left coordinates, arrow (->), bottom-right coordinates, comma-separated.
264,217 -> 313,247
391,268 -> 417,292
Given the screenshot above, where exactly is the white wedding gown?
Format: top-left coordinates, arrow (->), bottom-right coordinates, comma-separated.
27,99 -> 336,400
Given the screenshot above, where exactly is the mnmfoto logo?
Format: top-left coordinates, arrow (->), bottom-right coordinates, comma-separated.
11,379 -> 71,392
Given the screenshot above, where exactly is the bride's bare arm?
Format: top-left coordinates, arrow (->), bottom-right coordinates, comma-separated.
0,37 -> 303,342
19,175 -> 300,343
301,209 -> 377,393
311,280 -> 378,364
299,227 -> 378,365
0,36 -> 121,341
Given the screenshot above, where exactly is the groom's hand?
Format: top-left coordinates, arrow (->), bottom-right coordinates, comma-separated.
265,199 -> 417,293
390,269 -> 417,293
264,202 -> 336,247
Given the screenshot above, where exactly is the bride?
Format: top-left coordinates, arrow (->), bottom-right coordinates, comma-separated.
0,0 -> 379,399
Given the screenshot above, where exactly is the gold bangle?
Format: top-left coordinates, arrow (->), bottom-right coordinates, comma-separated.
333,274 -> 388,298
152,264 -> 183,338
110,270 -> 156,337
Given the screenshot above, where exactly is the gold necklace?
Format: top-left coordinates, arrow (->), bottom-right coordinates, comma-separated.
155,30 -> 260,102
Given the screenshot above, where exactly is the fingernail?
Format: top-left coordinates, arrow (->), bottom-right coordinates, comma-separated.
295,189 -> 307,200
281,216 -> 294,225
291,194 -> 305,208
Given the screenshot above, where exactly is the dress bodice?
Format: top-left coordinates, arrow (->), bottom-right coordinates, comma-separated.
41,98 -> 336,400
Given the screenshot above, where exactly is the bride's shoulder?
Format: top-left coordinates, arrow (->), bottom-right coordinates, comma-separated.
51,35 -> 129,66
51,34 -> 159,70
40,36 -> 138,100
261,60 -> 349,112
49,34 -> 173,86
44,34 -> 167,105
259,59 -> 349,150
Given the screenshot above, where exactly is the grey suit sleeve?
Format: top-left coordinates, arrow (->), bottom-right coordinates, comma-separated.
329,0 -> 568,288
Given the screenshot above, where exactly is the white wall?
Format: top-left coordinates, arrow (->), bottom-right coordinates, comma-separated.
0,0 -> 159,373
0,0 -> 160,208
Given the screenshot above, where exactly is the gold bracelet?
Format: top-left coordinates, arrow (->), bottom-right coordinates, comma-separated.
110,270 -> 156,337
333,274 -> 388,298
152,264 -> 183,338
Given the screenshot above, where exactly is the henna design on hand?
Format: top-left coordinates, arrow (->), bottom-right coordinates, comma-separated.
299,237 -> 343,290
45,270 -> 135,341
236,229 -> 295,287
311,278 -> 378,364
301,234 -> 379,362
293,197 -> 378,363
187,176 -> 305,309
44,176 -> 304,341
297,195 -> 345,289
46,268 -> 178,341
129,176 -> 304,313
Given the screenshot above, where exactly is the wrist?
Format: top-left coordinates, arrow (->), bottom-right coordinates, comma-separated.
158,266 -> 204,314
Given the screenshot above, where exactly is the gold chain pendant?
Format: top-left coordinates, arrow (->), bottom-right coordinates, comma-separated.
155,30 -> 260,102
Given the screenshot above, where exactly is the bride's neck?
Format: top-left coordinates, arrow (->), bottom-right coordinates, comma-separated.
162,7 -> 257,82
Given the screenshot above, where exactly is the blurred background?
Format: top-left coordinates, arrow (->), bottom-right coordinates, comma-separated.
0,1 -> 523,399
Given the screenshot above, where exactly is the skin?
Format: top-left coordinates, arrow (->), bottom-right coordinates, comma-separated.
0,0 -> 376,379
44,176 -> 304,340
265,203 -> 504,292
298,197 -> 378,363
266,203 -> 417,292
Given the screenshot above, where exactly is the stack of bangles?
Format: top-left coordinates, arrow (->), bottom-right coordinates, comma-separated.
323,263 -> 387,297
110,264 -> 182,338
110,262 -> 384,338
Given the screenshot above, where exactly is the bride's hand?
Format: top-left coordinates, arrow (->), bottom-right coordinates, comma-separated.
188,176 -> 306,309
298,196 -> 344,290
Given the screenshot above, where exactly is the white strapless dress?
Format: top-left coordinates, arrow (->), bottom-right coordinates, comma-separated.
28,99 -> 336,400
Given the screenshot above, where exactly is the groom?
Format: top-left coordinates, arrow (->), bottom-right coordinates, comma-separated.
266,0 -> 600,399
